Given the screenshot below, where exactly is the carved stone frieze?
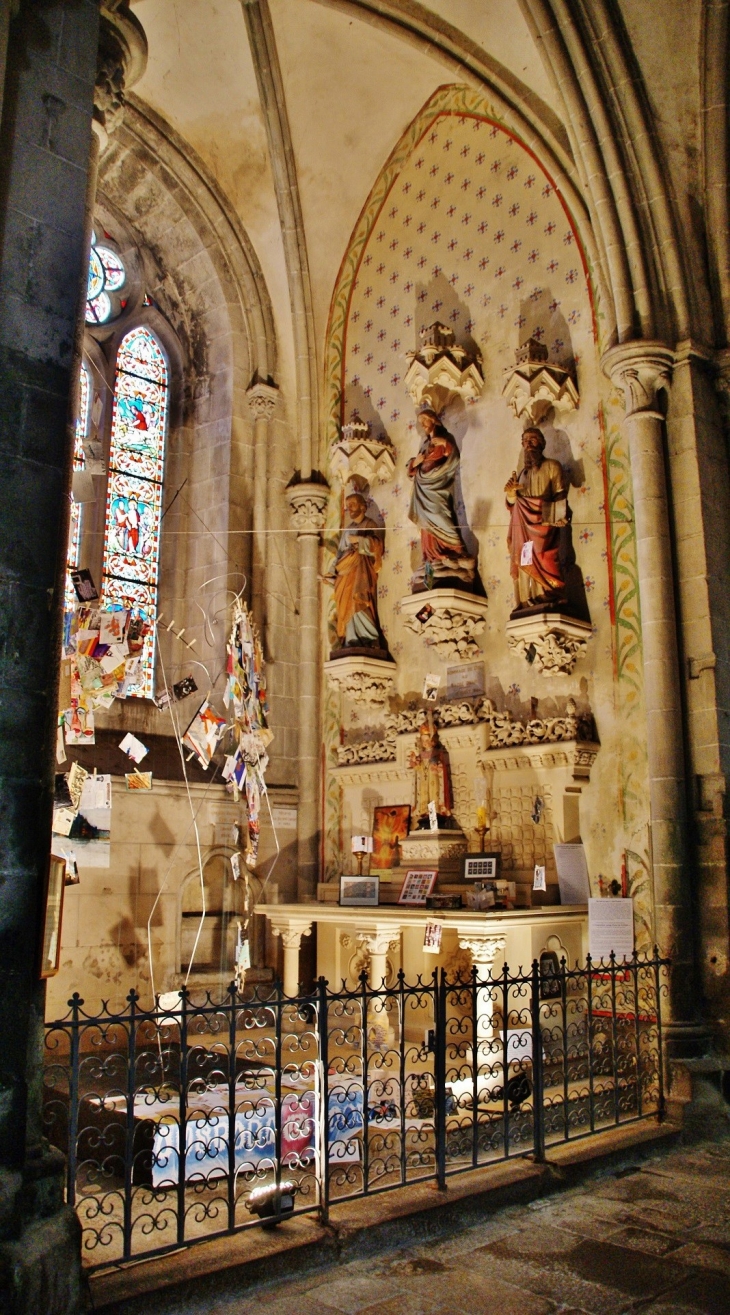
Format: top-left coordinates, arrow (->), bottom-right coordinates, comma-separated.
335,694 -> 597,766
324,654 -> 396,705
330,419 -> 397,486
400,589 -> 488,660
506,613 -> 593,675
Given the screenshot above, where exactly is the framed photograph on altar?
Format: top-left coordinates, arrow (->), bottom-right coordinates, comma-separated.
398,869 -> 438,906
462,853 -> 500,881
372,804 -> 411,871
339,874 -> 380,907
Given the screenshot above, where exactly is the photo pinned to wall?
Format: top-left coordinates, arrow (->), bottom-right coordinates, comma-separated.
339,874 -> 380,907
422,672 -> 440,702
371,804 -> 411,872
423,920 -> 443,954
126,771 -> 152,790
398,869 -> 438,905
52,771 -> 112,868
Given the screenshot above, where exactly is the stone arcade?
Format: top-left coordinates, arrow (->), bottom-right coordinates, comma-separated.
0,2 -> 729,1311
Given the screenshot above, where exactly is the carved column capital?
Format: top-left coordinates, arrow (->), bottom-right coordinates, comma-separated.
357,930 -> 400,957
94,4 -> 148,146
247,381 -> 279,419
287,480 -> 329,534
268,915 -> 313,950
601,341 -> 674,420
456,931 -> 506,968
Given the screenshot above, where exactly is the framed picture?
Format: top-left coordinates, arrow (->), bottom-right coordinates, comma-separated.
371,804 -> 411,870
40,856 -> 66,978
462,852 -> 500,881
398,869 -> 438,905
339,874 -> 380,907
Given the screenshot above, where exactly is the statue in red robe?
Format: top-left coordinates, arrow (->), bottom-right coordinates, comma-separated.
505,427 -> 569,614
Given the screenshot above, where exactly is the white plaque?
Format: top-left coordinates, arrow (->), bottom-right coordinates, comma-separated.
589,898 -> 635,963
270,807 -> 297,830
553,843 -> 590,904
533,864 -> 546,892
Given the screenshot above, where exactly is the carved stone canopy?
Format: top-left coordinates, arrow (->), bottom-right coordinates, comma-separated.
330,419 -> 397,486
399,589 -> 488,661
502,337 -> 579,425
506,612 -> 593,675
404,322 -> 484,405
324,653 -> 397,705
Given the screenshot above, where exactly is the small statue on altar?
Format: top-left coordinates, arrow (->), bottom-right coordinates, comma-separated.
408,715 -> 455,829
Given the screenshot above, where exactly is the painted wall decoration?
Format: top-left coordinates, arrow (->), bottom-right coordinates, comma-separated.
101,326 -> 168,698
322,85 -> 652,946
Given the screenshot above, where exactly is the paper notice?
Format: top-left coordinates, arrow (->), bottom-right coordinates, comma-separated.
428,800 -> 439,832
231,852 -> 241,882
119,732 -> 149,764
520,540 -> 534,566
52,807 -> 76,837
589,898 -> 635,963
533,864 -> 546,892
79,774 -> 112,813
553,843 -> 591,904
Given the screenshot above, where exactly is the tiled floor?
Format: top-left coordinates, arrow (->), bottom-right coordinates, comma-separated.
198,1140 -> 730,1315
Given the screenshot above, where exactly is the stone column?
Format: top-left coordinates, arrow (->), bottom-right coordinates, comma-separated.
357,928 -> 400,1043
287,481 -> 329,901
269,916 -> 313,997
246,381 -> 278,641
603,342 -> 697,1046
457,932 -> 506,1050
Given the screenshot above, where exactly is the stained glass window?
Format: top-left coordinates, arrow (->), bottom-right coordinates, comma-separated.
86,231 -> 126,325
101,327 -> 168,698
64,362 -> 91,611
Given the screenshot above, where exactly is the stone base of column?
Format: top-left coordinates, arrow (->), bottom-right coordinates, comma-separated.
663,1019 -> 716,1060
0,1150 -> 85,1315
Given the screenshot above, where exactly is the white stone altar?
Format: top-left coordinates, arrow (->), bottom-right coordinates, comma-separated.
254,903 -> 588,1001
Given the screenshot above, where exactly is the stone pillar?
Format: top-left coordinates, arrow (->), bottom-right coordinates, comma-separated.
246,381 -> 278,641
603,342 -> 697,1047
357,928 -> 399,1043
0,2 -> 99,1308
287,481 -> 329,901
457,932 -> 506,1049
269,917 -> 313,996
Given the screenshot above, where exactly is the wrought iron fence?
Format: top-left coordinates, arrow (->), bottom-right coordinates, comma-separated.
43,951 -> 667,1271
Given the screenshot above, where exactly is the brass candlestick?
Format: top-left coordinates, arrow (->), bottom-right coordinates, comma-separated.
475,825 -> 488,853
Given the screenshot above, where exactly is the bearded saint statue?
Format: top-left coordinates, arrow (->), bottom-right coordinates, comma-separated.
408,716 -> 455,829
325,478 -> 385,653
407,407 -> 476,591
505,427 -> 569,614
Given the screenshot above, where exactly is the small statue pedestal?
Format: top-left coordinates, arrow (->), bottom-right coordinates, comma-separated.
399,826 -> 468,879
400,589 -> 488,660
506,611 -> 593,675
324,651 -> 396,705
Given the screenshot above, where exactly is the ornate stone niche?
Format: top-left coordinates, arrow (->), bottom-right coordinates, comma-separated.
502,337 -> 579,425
506,611 -> 593,675
330,419 -> 396,486
404,322 -> 484,405
399,588 -> 488,660
324,652 -> 396,706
